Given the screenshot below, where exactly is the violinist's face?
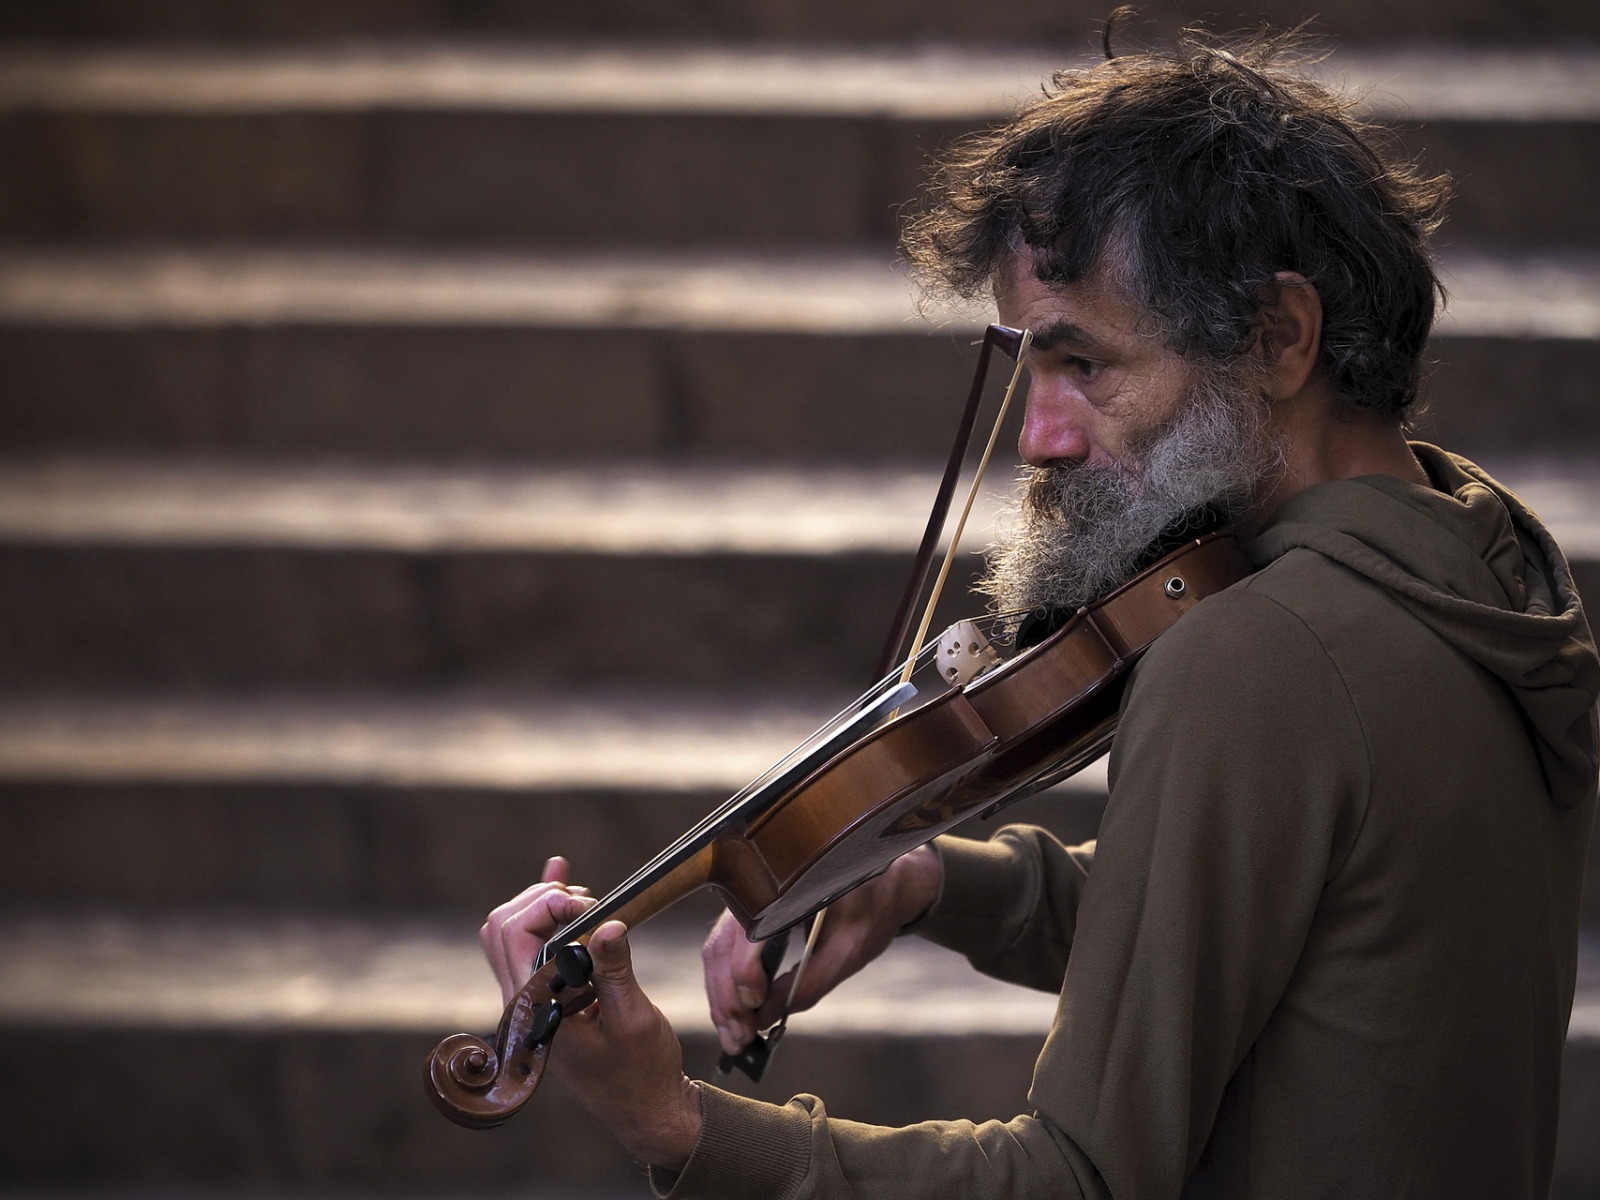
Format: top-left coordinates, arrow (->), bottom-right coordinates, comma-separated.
981,249 -> 1279,613
994,250 -> 1195,475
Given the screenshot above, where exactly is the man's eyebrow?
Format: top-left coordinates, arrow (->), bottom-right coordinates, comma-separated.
1027,319 -> 1115,356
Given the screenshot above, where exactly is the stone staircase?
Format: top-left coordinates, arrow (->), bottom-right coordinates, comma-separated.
1,5 -> 1598,1198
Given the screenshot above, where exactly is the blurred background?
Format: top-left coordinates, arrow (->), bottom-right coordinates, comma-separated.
0,2 -> 1596,1198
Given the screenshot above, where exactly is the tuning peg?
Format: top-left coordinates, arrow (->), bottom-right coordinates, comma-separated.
522,999 -> 563,1050
554,942 -> 594,990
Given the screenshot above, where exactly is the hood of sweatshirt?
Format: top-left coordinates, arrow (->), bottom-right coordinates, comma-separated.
1246,442 -> 1600,810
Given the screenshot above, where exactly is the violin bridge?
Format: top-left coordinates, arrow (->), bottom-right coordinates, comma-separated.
936,619 -> 1002,687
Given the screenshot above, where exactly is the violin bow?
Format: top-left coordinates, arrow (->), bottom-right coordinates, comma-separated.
877,325 -> 1032,679
720,324 -> 1033,1082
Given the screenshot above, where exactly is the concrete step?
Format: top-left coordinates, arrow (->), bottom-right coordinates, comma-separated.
0,249 -> 987,462
0,3 -> 1596,52
3,248 -> 1598,460
0,45 -> 1595,248
0,459 -> 1006,688
0,912 -> 1055,1191
6,44 -> 1597,122
0,459 -> 981,554
0,456 -> 1596,690
0,912 -> 1595,1192
0,539 -> 948,686
0,909 -> 1067,1036
0,688 -> 1113,911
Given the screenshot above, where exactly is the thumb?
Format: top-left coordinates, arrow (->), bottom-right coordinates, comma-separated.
587,920 -> 646,1016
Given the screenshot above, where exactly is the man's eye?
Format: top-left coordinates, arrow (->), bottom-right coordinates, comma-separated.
1067,357 -> 1103,381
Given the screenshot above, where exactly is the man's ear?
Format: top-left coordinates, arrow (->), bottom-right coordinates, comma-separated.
1256,271 -> 1323,400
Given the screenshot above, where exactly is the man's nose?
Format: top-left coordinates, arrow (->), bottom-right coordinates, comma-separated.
1018,390 -> 1093,468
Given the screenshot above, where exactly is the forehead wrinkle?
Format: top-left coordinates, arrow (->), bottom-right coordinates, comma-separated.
1026,318 -> 1117,357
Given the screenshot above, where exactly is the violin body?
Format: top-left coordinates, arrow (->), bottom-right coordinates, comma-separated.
426,529 -> 1249,1128
710,530 -> 1248,937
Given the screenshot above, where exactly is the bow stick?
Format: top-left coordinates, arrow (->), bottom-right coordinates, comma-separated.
722,325 -> 1033,1080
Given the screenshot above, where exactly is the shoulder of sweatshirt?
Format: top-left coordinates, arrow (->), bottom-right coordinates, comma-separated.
1110,550 -> 1377,865
1128,541 -> 1476,777
1116,549 -> 1372,769
1135,546 -> 1369,698
1164,541 -> 1431,680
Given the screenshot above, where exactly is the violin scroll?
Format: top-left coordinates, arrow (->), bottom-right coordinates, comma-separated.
425,947 -> 596,1129
426,1031 -> 520,1128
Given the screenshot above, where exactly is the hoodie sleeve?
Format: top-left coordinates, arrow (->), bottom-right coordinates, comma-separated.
654,1086 -> 1108,1200
910,827 -> 1096,994
659,582 -> 1367,1200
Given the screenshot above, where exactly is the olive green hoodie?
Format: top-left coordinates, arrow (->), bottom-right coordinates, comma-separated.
1254,444 -> 1599,813
659,445 -> 1598,1200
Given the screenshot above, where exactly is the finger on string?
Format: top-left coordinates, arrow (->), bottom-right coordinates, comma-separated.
481,886 -> 561,999
485,875 -> 570,933
481,867 -> 586,1002
497,887 -> 592,997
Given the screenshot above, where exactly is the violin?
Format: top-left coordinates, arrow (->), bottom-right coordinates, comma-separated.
424,327 -> 1251,1130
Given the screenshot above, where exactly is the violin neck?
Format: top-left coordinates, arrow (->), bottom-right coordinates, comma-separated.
534,675 -> 919,966
536,839 -> 717,968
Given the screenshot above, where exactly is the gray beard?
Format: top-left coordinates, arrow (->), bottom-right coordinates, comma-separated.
979,364 -> 1281,614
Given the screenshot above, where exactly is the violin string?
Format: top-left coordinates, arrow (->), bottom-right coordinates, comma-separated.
533,605 -> 1028,968
535,641 -> 949,964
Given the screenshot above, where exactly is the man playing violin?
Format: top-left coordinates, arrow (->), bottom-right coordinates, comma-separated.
481,29 -> 1599,1200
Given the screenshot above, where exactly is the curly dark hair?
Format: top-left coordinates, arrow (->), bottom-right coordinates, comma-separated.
902,29 -> 1451,422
